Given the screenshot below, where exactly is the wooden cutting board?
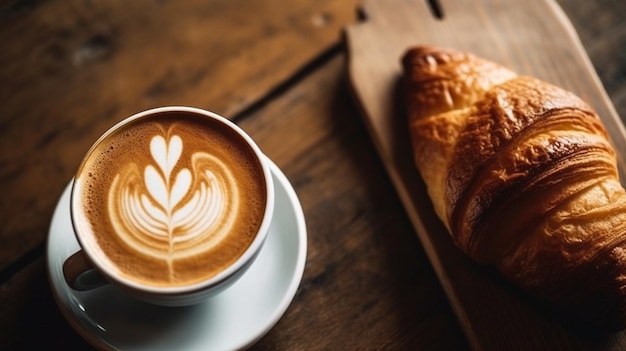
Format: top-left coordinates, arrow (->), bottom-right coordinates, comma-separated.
345,0 -> 626,349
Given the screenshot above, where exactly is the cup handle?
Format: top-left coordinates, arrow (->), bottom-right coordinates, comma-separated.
62,250 -> 109,291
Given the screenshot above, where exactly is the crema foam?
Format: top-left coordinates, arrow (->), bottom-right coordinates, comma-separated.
72,111 -> 267,287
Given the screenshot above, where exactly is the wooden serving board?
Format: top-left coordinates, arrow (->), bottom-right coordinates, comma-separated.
345,0 -> 626,349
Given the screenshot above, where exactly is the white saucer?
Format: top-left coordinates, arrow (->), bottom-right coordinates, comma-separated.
47,159 -> 307,351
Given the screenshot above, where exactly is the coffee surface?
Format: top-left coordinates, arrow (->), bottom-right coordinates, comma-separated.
73,111 -> 267,287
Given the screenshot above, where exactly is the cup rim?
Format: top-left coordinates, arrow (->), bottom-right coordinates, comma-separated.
69,106 -> 275,296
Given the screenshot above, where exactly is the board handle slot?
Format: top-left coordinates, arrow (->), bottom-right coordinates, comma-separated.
426,0 -> 445,19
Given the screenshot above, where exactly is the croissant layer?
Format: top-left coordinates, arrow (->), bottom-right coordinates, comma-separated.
403,46 -> 626,329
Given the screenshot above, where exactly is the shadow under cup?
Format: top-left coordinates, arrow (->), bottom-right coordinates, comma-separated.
64,106 -> 275,306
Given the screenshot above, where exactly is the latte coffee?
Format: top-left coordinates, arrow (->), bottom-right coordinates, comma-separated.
71,110 -> 268,288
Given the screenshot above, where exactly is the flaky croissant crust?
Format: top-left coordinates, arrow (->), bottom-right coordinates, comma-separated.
403,46 -> 626,329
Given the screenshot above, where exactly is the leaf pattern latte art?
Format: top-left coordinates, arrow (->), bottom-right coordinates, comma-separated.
108,131 -> 239,281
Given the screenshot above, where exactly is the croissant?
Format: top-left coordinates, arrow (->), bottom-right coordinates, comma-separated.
402,45 -> 626,330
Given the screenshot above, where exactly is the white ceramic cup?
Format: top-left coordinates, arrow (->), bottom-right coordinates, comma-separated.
62,106 -> 274,306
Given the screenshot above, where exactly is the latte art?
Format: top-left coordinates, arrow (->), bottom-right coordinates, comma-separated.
108,132 -> 239,281
73,112 -> 268,288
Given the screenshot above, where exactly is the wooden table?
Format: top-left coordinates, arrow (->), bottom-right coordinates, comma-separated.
1,0 -> 624,349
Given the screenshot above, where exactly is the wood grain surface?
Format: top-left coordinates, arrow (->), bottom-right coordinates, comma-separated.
0,0 -> 624,349
0,0 -> 358,272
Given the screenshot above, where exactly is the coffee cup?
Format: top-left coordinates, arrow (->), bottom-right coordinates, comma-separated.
62,106 -> 274,306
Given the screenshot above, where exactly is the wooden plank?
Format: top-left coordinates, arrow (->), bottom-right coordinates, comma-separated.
0,0 -> 358,271
345,0 -> 626,349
